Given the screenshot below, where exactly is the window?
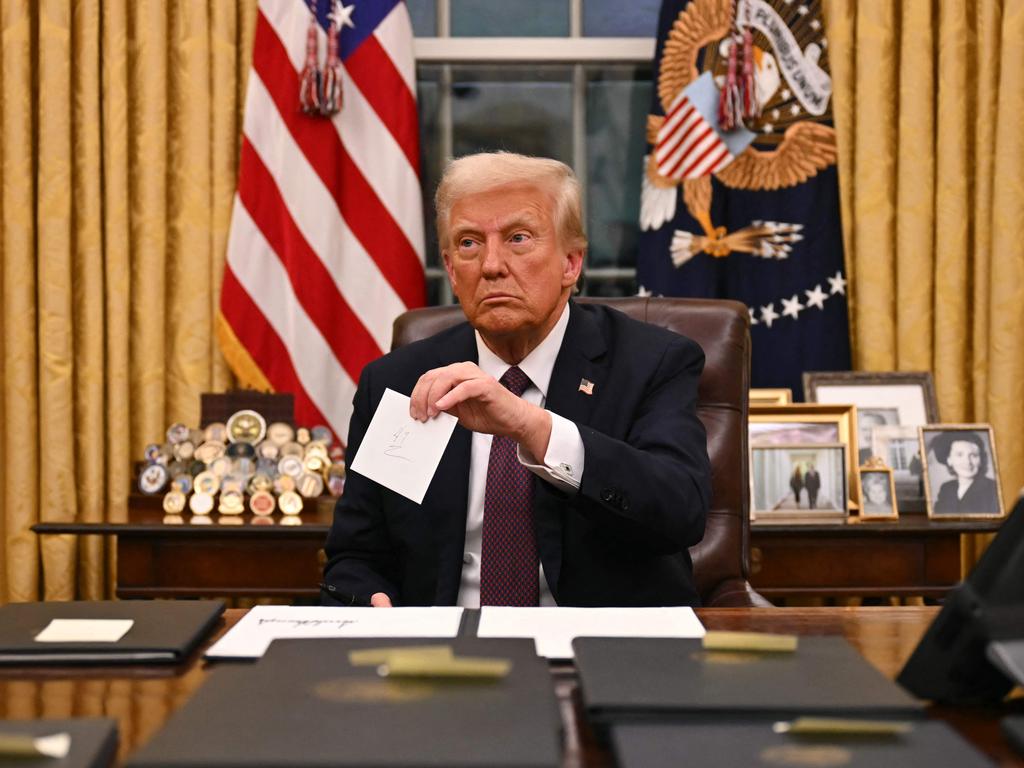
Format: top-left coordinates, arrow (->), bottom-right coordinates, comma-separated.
407,0 -> 659,303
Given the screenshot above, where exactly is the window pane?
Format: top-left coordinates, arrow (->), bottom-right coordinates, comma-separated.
451,0 -> 569,37
583,0 -> 660,37
450,66 -> 574,164
416,66 -> 443,271
406,0 -> 437,37
585,65 -> 652,278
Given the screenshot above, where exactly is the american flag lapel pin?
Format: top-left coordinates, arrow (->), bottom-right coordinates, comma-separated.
578,378 -> 595,395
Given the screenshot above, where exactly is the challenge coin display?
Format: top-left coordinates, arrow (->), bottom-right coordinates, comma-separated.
137,409 -> 343,524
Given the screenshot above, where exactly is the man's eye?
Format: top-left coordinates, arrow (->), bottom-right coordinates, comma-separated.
459,238 -> 475,248
510,233 -> 529,243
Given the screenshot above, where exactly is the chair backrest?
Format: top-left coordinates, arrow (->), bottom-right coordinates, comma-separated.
391,296 -> 768,607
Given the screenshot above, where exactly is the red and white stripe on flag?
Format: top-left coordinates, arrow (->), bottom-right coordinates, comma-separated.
655,89 -> 734,180
218,0 -> 426,446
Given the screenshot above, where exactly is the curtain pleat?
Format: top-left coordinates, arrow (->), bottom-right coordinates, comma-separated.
1,0 -> 39,602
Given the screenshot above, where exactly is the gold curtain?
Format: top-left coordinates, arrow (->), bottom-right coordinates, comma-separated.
0,1 -> 257,602
824,0 -> 1024,566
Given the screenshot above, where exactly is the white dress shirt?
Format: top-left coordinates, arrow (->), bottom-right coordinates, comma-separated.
457,302 -> 585,608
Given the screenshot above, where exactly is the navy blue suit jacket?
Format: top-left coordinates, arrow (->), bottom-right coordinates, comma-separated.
322,301 -> 711,607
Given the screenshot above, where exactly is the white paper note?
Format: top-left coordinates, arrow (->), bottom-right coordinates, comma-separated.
34,619 -> 134,643
349,388 -> 458,504
477,606 -> 705,659
205,605 -> 465,659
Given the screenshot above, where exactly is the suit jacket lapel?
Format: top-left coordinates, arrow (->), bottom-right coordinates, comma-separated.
422,322 -> 476,605
537,301 -> 608,600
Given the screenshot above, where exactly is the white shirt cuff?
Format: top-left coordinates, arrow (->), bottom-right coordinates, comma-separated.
517,412 -> 584,493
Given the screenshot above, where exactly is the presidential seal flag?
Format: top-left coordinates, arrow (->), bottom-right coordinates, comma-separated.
638,0 -> 850,397
218,0 -> 426,444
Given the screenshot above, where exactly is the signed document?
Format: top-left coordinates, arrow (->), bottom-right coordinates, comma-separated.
349,388 -> 458,504
205,605 -> 465,659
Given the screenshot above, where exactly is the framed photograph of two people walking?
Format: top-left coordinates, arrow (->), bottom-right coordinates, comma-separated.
751,443 -> 848,522
919,424 -> 1005,520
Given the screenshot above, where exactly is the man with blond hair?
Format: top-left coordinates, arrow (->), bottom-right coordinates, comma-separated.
322,152 -> 711,608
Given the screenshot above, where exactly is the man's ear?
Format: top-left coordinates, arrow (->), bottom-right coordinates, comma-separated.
562,248 -> 584,288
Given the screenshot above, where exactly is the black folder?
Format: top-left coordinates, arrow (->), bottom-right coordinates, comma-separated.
574,636 -> 924,725
0,718 -> 118,768
610,721 -> 993,768
127,637 -> 562,767
0,600 -> 224,665
1003,715 -> 1024,758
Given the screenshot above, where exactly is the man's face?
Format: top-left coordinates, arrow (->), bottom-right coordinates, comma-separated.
443,183 -> 583,344
947,440 -> 981,480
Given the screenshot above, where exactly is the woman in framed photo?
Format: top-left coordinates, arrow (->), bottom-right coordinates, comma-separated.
930,431 -> 1000,515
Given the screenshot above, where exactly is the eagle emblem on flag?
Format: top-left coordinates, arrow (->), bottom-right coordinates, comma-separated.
641,0 -> 838,267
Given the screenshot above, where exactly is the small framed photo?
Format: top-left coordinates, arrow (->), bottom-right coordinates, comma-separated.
871,425 -> 925,507
858,467 -> 898,520
803,371 -> 939,463
751,443 -> 848,521
749,403 -> 860,507
920,425 -> 1005,519
750,388 -> 793,406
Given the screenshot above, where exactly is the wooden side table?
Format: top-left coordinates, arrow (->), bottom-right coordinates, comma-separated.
750,515 -> 1002,600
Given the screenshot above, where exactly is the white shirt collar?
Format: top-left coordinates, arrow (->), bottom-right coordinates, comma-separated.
474,301 -> 571,399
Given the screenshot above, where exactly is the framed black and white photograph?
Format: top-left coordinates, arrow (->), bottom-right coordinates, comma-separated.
871,425 -> 925,507
920,425 -> 1005,520
803,372 -> 939,460
751,443 -> 848,522
858,467 -> 898,520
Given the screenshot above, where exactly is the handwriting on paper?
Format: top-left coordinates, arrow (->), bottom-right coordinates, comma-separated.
384,424 -> 413,461
349,389 -> 458,504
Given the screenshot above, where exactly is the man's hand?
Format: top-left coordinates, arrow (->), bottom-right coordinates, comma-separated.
409,362 -> 552,459
370,592 -> 393,607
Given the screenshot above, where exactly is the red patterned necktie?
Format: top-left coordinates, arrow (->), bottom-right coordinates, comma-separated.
480,366 -> 539,606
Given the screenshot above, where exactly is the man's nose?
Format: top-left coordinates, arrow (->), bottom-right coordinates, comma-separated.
480,236 -> 507,277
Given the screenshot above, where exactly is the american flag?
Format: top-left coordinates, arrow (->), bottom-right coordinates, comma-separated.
219,0 -> 425,444
654,72 -> 750,180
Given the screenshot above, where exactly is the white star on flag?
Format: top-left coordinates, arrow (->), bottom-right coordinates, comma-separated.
804,284 -> 828,309
760,303 -> 779,328
637,285 -> 652,297
329,0 -> 356,29
749,307 -> 758,326
781,294 -> 804,319
828,271 -> 847,295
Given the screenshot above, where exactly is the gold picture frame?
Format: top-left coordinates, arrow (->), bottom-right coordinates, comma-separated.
749,403 -> 860,508
919,424 -> 1005,520
858,466 -> 898,521
750,388 -> 793,406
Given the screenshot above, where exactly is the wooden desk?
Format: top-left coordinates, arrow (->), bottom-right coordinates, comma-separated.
750,515 -> 1002,600
1,608 -> 1021,767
